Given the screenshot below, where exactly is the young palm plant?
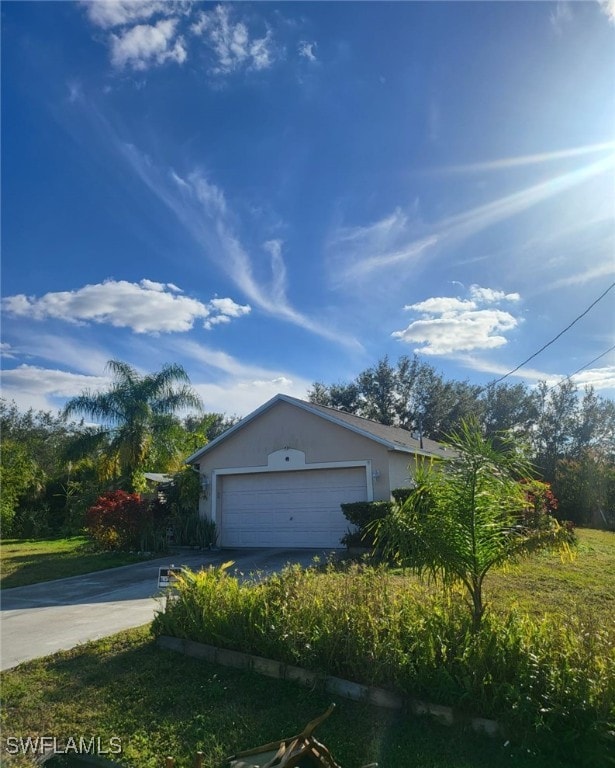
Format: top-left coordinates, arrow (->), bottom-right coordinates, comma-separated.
63,360 -> 202,492
375,419 -> 574,629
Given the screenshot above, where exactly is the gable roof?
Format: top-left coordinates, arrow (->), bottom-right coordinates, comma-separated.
185,393 -> 450,464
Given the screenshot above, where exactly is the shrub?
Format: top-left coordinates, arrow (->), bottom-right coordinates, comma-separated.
391,487 -> 414,505
340,501 -> 393,548
86,490 -> 152,551
152,563 -> 615,764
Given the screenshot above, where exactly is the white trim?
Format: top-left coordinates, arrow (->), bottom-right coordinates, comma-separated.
210,460 -> 372,527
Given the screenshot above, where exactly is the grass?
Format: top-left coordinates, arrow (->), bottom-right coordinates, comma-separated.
483,528 -> 615,619
0,626 -> 588,768
151,529 -> 615,764
2,529 -> 613,766
0,537 -> 154,589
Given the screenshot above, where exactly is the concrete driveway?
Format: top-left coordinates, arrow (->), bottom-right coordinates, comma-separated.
0,548 -> 333,671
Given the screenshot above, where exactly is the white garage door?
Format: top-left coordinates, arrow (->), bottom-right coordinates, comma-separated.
219,467 -> 368,548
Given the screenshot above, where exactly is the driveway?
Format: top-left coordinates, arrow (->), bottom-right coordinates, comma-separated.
0,548 -> 333,671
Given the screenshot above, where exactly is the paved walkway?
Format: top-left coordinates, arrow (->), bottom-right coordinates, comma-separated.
0,548 -> 330,670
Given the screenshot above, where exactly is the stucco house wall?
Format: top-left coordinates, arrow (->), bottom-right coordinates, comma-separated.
187,394 -> 449,548
196,399 -> 394,523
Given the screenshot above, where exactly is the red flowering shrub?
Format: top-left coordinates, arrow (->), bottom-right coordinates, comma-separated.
86,490 -> 152,551
520,478 -> 563,530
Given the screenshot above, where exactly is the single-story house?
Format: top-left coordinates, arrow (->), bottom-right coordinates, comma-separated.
186,394 -> 449,549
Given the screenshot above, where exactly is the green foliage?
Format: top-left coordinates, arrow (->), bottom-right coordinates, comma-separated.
152,563 -> 614,762
555,452 -> 615,528
309,357 -> 615,525
340,501 -> 394,529
0,438 -> 39,535
0,399 -> 94,537
391,487 -> 414,505
63,360 -> 202,492
340,500 -> 393,548
376,421 -> 575,629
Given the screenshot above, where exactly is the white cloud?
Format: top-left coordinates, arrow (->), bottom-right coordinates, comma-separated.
110,18 -> 187,70
166,339 -> 313,415
406,297 -> 475,314
468,285 -> 521,304
600,0 -> 615,24
551,261 -> 615,289
298,41 -> 317,62
83,0 -> 177,30
392,285 -> 521,355
327,206 -> 438,286
571,365 -> 615,390
0,365 -> 110,412
191,5 -> 275,75
2,279 -> 250,334
0,342 -> 16,358
207,297 -> 251,319
453,354 -> 615,394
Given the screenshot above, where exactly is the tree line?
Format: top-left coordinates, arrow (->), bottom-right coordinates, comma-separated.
1,355 -> 614,538
0,361 -> 236,538
309,355 -> 615,527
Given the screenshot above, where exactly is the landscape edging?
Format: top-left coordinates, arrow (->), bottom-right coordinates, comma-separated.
156,635 -> 501,737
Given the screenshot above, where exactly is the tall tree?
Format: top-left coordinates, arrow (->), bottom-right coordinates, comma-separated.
63,360 -> 202,491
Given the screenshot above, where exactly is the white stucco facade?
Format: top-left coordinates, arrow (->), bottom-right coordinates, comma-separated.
186,395 -> 443,548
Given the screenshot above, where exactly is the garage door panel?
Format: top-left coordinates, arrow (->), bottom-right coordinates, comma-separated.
220,468 -> 367,548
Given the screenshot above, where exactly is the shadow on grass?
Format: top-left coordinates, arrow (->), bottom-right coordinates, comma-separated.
1,627 -> 593,768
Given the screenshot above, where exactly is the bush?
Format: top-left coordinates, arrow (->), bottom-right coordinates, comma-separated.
391,487 -> 414,505
340,501 -> 393,548
86,490 -> 152,551
152,563 -> 615,764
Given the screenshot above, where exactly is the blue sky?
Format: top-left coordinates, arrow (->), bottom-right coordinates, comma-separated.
2,0 -> 614,417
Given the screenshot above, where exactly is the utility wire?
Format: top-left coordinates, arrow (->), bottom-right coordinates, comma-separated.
547,343 -> 615,391
489,281 -> 615,387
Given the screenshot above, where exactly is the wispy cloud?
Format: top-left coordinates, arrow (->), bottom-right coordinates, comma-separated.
551,262 -> 615,289
329,152 -> 615,289
169,339 -> 313,414
452,354 -> 615,393
114,142 -> 358,347
327,206 -> 438,286
0,342 -> 17,359
298,41 -> 317,62
2,279 -> 250,334
392,285 -> 521,355
550,2 -> 574,35
570,365 -> 615,390
0,365 -> 111,412
599,0 -> 615,24
191,4 -> 276,75
110,18 -> 187,70
82,0 -> 182,30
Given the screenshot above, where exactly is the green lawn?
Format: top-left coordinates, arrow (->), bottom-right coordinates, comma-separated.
2,529 -> 613,767
0,537 -> 154,589
0,626 -> 582,768
484,527 -> 615,619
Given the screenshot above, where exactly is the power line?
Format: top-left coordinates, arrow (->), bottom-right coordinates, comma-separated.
489,281 -> 615,387
547,343 -> 615,391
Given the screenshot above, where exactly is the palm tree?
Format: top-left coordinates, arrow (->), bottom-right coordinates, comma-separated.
375,420 -> 573,629
63,360 -> 202,491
